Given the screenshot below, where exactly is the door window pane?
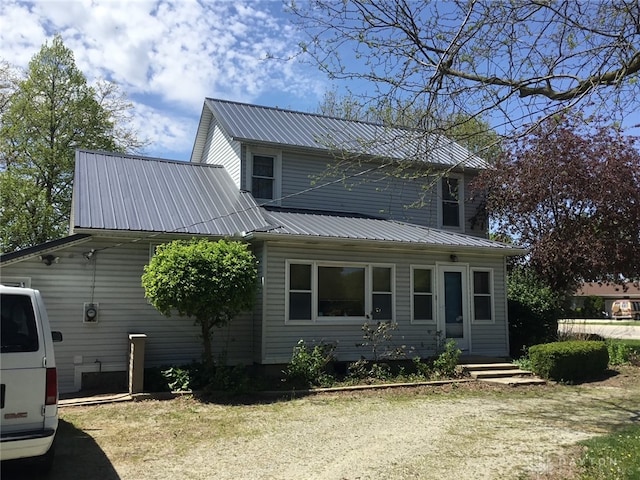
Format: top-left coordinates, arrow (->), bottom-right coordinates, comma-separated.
444,271 -> 463,338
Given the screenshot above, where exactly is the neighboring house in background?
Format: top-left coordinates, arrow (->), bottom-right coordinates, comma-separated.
0,99 -> 524,393
572,282 -> 640,317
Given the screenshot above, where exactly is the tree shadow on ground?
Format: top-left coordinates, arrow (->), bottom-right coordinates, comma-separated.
1,419 -> 120,480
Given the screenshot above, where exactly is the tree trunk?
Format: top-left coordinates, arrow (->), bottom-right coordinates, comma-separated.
199,318 -> 213,369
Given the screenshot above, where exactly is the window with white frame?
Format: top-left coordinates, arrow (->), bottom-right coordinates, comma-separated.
251,154 -> 275,200
441,176 -> 462,228
372,266 -> 393,320
472,269 -> 493,322
286,262 -> 393,322
412,267 -> 434,322
289,263 -> 312,320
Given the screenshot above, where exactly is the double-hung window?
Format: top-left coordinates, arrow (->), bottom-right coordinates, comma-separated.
412,267 -> 434,322
441,177 -> 462,228
472,269 -> 493,322
251,155 -> 275,200
286,262 -> 393,322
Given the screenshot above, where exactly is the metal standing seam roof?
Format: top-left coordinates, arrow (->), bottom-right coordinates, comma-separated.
204,98 -> 490,170
73,150 -> 271,236
255,207 -> 524,253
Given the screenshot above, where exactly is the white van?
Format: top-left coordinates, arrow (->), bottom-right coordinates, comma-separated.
611,299 -> 640,320
1,285 -> 62,472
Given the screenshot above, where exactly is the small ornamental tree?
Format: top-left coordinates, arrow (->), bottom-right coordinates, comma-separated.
142,239 -> 257,368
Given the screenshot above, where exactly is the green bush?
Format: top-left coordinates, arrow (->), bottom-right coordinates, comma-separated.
283,340 -> 335,388
606,340 -> 635,366
529,340 -> 608,381
431,339 -> 462,378
507,267 -> 563,357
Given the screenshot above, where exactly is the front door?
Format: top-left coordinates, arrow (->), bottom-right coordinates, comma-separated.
438,265 -> 469,351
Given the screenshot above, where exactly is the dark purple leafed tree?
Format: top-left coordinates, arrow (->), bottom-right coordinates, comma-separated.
474,114 -> 640,293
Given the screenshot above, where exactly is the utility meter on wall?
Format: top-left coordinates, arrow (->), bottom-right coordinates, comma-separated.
83,303 -> 99,323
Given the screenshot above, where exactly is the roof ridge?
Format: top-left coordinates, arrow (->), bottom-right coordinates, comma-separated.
205,97 -> 425,131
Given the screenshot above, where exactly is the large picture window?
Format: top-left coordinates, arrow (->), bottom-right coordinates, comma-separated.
286,262 -> 393,322
472,269 -> 493,322
412,267 -> 434,322
318,266 -> 365,317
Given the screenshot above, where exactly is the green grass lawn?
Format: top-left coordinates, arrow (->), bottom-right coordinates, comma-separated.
577,424 -> 640,480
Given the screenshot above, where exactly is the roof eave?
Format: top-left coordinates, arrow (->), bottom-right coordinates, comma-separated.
0,234 -> 92,266
243,231 -> 526,256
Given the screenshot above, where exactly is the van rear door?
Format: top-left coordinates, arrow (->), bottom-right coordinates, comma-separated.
1,292 -> 47,435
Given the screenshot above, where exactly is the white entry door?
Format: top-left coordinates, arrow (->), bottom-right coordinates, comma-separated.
437,265 -> 469,351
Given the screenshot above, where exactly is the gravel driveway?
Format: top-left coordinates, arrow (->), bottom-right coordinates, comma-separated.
5,370 -> 639,480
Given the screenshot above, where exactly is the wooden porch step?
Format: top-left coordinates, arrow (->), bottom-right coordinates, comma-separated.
470,369 -> 533,379
459,362 -> 520,372
460,361 -> 546,385
478,376 -> 547,386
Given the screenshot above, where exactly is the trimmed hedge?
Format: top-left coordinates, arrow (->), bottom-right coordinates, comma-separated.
529,341 -> 609,382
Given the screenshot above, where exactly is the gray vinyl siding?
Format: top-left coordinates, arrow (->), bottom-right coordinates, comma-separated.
261,242 -> 508,364
279,151 -> 438,227
203,118 -> 242,187
464,172 -> 488,238
252,242 -> 265,363
1,238 -> 254,393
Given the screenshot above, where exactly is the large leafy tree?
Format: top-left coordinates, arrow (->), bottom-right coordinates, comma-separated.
292,1 -> 640,144
474,113 -> 640,293
0,35 -> 144,251
142,239 -> 258,368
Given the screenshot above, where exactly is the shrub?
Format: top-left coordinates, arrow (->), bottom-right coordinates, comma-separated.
529,340 -> 608,381
431,339 -> 462,378
507,267 -> 563,357
283,340 -> 335,388
606,340 -> 634,366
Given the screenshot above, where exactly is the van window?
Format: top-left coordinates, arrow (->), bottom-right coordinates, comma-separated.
1,294 -> 39,353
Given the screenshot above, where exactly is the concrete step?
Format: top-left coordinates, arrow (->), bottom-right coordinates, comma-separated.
470,369 -> 534,379
478,376 -> 547,386
459,363 -> 520,372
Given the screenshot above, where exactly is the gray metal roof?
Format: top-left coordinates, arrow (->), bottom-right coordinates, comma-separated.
73,150 -> 270,235
0,234 -> 91,265
71,151 -> 520,253
255,207 -> 523,253
201,98 -> 489,170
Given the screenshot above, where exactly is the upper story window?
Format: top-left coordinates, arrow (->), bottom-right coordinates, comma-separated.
247,148 -> 282,203
252,155 -> 275,199
441,176 -> 463,229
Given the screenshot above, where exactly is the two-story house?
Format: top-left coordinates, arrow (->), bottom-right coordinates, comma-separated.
1,99 -> 524,393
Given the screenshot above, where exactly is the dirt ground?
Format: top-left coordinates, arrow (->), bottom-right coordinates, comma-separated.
4,367 -> 639,480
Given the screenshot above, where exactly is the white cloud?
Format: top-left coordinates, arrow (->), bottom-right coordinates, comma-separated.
0,0 -> 326,158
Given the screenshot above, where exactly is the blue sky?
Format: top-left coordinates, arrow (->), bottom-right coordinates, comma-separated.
2,0 -> 639,162
0,0 -> 329,160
